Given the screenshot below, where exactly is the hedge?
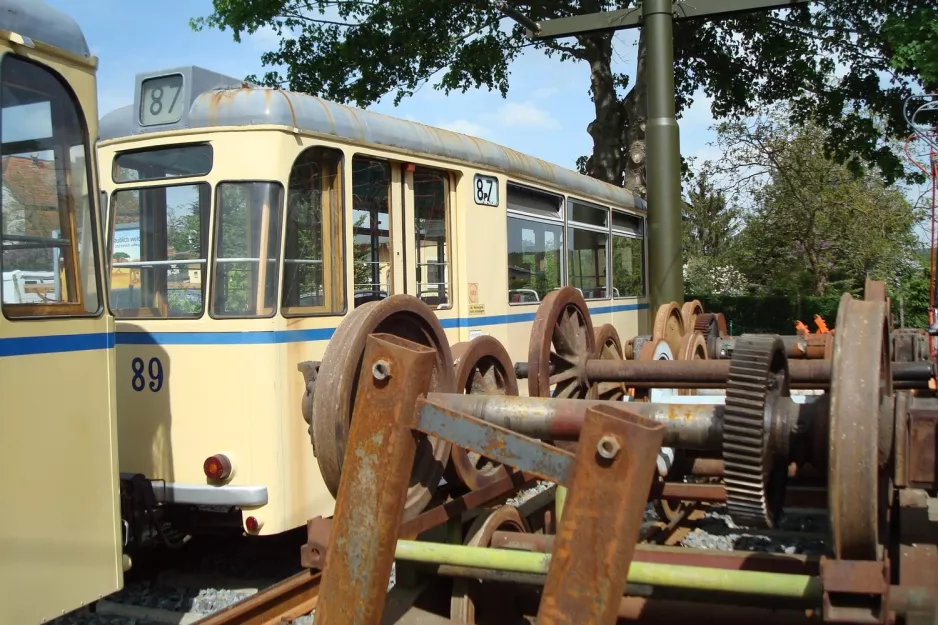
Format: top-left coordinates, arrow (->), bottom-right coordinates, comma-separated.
686,294 -> 844,335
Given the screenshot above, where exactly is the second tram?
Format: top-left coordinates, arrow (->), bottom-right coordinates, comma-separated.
94,66 -> 650,544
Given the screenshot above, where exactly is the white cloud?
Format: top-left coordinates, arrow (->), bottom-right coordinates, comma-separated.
481,101 -> 561,130
435,119 -> 491,139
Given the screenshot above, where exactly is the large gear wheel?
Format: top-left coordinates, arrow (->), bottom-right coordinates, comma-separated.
723,334 -> 791,529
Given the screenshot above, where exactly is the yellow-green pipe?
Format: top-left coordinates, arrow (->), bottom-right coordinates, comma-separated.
555,485 -> 567,524
394,540 -> 822,601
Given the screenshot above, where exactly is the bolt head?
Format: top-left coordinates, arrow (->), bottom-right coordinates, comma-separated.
596,435 -> 620,460
372,359 -> 391,381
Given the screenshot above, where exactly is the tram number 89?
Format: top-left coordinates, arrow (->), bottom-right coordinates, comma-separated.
131,357 -> 164,392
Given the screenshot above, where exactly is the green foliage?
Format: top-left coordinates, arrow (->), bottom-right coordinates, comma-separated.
682,165 -> 741,260
881,6 -> 938,89
687,292 -> 843,334
708,109 -> 922,297
193,0 -> 936,187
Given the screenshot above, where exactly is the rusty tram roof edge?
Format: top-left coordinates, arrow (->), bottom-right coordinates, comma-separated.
99,83 -> 646,213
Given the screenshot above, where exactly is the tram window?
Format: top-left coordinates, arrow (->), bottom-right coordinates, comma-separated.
567,228 -> 608,299
612,210 -> 642,235
414,167 -> 450,308
108,183 -> 210,318
506,182 -> 563,219
567,199 -> 609,299
352,156 -> 392,304
282,146 -> 345,316
0,54 -> 101,317
611,235 -> 644,298
211,182 -> 284,318
507,216 -> 562,303
611,210 -> 645,298
569,199 -> 608,228
113,144 -> 213,183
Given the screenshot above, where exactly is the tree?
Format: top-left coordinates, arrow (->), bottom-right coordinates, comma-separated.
682,164 -> 741,260
680,163 -> 748,295
714,107 -> 922,296
192,0 -> 935,193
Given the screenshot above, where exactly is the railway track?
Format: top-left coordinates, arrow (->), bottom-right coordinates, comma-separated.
47,493 -> 829,625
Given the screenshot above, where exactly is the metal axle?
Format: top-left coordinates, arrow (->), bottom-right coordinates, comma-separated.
513,359 -> 934,389
424,392 -> 818,452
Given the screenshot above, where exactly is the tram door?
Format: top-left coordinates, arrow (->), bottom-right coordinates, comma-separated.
350,155 -> 405,305
401,164 -> 455,321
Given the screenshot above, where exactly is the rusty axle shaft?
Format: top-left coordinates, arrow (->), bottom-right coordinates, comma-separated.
425,392 -> 821,452
514,359 -> 933,389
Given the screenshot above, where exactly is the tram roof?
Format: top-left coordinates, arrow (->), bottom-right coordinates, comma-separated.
0,0 -> 90,58
98,66 -> 645,212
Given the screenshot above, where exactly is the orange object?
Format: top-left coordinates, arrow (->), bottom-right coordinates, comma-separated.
814,315 -> 829,333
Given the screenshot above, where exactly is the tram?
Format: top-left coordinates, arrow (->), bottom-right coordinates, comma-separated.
0,1 -> 123,623
94,65 -> 650,543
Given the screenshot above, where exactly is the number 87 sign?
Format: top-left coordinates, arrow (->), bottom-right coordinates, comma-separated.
473,174 -> 499,207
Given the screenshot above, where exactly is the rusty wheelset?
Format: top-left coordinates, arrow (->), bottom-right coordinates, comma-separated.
285,283 -> 938,625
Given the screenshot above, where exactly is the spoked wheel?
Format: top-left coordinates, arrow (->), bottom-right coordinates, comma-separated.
448,336 -> 518,491
451,506 -> 530,624
592,324 -> 627,402
829,293 -> 892,561
310,295 -> 455,521
528,286 -> 596,400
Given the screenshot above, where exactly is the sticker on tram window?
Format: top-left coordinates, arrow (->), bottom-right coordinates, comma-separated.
473,174 -> 499,207
131,356 -> 164,392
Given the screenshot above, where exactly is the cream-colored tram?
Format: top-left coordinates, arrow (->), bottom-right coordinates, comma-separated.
0,1 -> 124,623
94,65 -> 649,542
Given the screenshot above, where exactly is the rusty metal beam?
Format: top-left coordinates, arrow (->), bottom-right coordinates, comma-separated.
316,334 -> 438,625
537,405 -> 665,625
415,398 -> 575,483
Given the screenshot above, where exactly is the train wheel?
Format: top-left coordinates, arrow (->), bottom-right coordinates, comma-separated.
681,300 -> 704,335
451,505 -> 529,624
310,294 -> 455,521
448,337 -> 518,491
828,293 -> 892,561
652,302 -> 685,356
527,286 -> 596,400
592,324 -> 628,402
677,331 -> 709,397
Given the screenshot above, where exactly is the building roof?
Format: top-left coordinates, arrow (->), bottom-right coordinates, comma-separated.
2,155 -> 57,209
99,71 -> 645,212
0,0 -> 90,58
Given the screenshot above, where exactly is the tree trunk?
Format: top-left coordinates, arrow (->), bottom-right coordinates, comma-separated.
578,32 -> 621,186
622,29 -> 648,195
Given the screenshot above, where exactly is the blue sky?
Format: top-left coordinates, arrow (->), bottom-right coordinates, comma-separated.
45,0 -> 722,175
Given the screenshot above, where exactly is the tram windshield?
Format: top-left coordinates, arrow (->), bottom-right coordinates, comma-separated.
107,144 -> 286,319
0,54 -> 100,316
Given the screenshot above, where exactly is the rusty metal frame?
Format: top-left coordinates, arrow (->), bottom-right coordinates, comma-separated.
536,405 -> 666,624
315,332 -> 666,625
909,409 -> 938,487
819,558 -> 890,624
315,333 -> 438,624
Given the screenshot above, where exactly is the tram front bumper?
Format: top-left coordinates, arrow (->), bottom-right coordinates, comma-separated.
119,473 -> 268,507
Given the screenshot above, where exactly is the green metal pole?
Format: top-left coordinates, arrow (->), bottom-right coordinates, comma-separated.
394,540 -> 823,601
643,0 -> 685,313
